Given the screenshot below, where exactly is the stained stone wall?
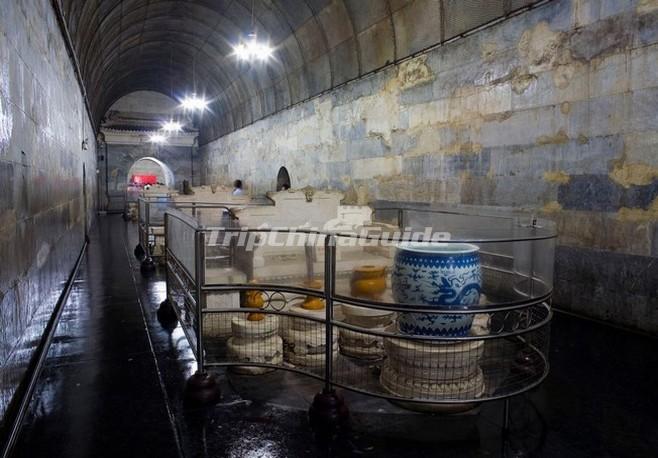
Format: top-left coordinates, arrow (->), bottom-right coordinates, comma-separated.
0,0 -> 97,424
201,0 -> 658,333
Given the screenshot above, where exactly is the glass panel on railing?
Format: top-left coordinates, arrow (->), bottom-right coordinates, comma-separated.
196,206 -> 231,227
203,227 -> 328,291
338,208 -> 557,308
147,198 -> 173,226
138,199 -> 147,225
166,213 -> 197,281
175,204 -> 235,228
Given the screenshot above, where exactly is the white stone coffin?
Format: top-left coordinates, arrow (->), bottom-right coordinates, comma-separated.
229,189 -> 389,283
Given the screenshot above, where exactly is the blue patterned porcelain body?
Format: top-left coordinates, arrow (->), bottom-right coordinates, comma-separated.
392,242 -> 481,337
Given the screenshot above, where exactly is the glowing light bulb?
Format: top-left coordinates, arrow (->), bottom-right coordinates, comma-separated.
180,95 -> 209,111
233,35 -> 273,61
162,121 -> 182,132
234,43 -> 249,60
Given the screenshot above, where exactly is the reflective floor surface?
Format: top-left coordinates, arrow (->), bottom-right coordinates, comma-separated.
11,215 -> 658,457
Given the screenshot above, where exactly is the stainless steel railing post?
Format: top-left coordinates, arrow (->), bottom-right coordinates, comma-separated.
145,201 -> 151,255
164,213 -> 169,297
323,234 -> 336,392
195,230 -> 206,373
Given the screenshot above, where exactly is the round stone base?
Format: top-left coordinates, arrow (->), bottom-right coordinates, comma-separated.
282,305 -> 338,368
284,346 -> 338,368
384,337 -> 485,381
231,315 -> 279,337
282,325 -> 338,368
380,365 -> 485,400
380,335 -> 485,412
227,316 -> 283,374
338,304 -> 394,360
339,328 -> 385,360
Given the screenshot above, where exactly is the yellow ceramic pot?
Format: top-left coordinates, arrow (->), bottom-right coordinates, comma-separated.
301,278 -> 325,310
302,296 -> 325,310
244,288 -> 266,321
351,265 -> 387,299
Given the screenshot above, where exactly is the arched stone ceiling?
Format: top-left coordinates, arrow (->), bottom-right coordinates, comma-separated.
60,0 -> 541,143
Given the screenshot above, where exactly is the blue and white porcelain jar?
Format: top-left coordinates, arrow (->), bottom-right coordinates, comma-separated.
392,242 -> 482,337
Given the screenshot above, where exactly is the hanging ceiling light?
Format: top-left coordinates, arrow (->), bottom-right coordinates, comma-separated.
233,33 -> 273,62
149,133 -> 167,144
162,120 -> 183,132
232,1 -> 273,62
180,95 -> 209,111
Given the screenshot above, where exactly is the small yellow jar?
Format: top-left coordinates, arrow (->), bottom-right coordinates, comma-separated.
301,278 -> 325,310
243,285 -> 266,321
351,265 -> 387,299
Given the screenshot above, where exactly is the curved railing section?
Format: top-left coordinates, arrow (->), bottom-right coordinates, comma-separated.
164,206 -> 556,409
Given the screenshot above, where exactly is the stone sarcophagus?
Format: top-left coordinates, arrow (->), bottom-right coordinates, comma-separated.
227,188 -> 389,283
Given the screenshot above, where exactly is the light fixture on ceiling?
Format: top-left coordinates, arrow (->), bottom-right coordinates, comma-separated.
162,120 -> 183,132
232,0 -> 273,62
149,133 -> 167,144
233,33 -> 273,62
180,95 -> 209,111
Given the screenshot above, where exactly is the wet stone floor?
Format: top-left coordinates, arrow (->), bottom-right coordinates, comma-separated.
12,215 -> 658,457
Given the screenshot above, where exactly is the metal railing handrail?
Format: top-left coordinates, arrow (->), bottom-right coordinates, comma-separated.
163,207 -> 556,312
162,207 -> 554,408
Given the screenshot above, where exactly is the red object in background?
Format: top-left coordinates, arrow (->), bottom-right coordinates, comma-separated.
131,174 -> 157,185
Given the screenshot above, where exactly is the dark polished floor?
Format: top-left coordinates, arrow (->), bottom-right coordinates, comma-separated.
12,215 -> 658,457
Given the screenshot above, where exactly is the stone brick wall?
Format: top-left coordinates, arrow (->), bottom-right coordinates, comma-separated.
200,0 -> 658,333
0,0 -> 97,423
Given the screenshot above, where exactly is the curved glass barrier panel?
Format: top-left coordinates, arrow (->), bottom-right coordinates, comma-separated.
165,211 -> 198,281
147,196 -> 174,226
202,227 -> 328,292
164,205 -> 556,405
334,207 -> 557,311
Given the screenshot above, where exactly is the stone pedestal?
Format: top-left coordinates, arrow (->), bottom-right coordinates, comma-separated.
227,315 -> 283,375
380,336 -> 485,413
281,305 -> 338,369
339,304 -> 395,360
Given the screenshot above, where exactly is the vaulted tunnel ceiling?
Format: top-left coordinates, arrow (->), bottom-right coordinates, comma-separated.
60,0 -> 541,143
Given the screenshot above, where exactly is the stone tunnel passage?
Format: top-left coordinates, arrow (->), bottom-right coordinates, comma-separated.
2,0 -> 658,456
